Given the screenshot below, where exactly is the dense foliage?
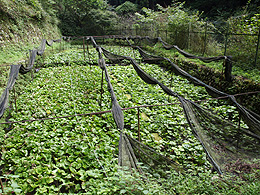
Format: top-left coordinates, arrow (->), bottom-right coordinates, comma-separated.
135,3 -> 211,50
1,42 -> 259,194
227,13 -> 260,67
0,0 -> 61,46
55,0 -> 117,36
1,0 -> 260,192
108,0 -> 172,9
178,0 -> 260,20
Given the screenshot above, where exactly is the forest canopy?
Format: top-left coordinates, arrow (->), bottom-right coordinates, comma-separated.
54,0 -> 260,36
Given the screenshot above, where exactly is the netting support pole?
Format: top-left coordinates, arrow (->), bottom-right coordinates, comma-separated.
137,107 -> 140,142
236,112 -> 241,149
31,68 -> 34,81
100,70 -> 104,109
59,40 -> 61,52
86,39 -> 91,67
188,22 -> 191,50
224,22 -> 229,56
28,49 -> 31,66
42,53 -> 45,68
83,37 -> 86,61
168,72 -> 173,102
224,57 -> 232,82
203,22 -> 208,56
13,86 -> 18,113
254,27 -> 260,67
0,178 -> 4,194
166,29 -> 168,43
63,38 -> 66,51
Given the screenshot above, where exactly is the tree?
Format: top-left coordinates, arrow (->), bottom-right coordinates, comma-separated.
177,0 -> 260,20
135,2 -> 209,50
115,1 -> 138,15
55,0 -> 117,35
108,0 -> 172,9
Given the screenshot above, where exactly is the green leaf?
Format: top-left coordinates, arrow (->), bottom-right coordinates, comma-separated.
120,189 -> 127,194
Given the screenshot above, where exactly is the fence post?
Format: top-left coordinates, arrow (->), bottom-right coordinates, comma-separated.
224,56 -> 232,82
137,107 -> 140,142
100,70 -> 104,109
254,27 -> 260,67
224,22 -> 229,56
236,112 -> 241,149
166,29 -> 168,42
187,23 -> 191,50
13,86 -> 18,113
83,37 -> 86,61
31,65 -> 34,81
203,22 -> 208,56
86,38 -> 91,66
175,30 -> 178,45
168,72 -> 173,102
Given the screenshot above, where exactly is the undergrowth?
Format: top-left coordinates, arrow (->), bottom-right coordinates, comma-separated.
0,45 -> 259,194
147,43 -> 260,84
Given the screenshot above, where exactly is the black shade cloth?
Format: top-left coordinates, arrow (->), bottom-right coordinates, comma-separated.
0,37 -> 62,118
90,36 -> 260,174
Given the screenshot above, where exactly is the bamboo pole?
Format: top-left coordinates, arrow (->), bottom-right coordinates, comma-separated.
100,70 -> 104,109
254,27 -> 260,67
137,107 -> 140,142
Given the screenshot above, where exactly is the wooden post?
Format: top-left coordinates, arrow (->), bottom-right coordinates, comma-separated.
13,86 -> 18,113
100,70 -> 104,109
0,178 -> 4,194
31,67 -> 34,81
137,107 -> 140,142
188,23 -> 191,50
166,29 -> 168,42
254,27 -> 260,67
42,53 -> 45,67
224,57 -> 232,82
236,113 -> 241,149
168,72 -> 173,102
28,49 -> 31,67
83,37 -> 86,61
203,22 -> 208,56
86,39 -> 91,68
224,22 -> 229,56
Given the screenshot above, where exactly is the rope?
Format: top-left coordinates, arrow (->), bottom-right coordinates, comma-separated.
1,90 -> 259,125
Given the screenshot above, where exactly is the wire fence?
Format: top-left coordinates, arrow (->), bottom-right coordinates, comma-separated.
1,90 -> 259,125
106,24 -> 260,68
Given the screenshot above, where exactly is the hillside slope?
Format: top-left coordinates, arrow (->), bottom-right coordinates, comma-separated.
0,0 -> 61,64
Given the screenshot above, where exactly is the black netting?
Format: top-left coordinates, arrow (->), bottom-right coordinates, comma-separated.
126,133 -> 182,175
2,35 -> 259,177
180,97 -> 260,174
0,65 -> 21,117
93,38 -> 183,176
133,45 -> 260,137
0,37 -> 62,118
90,36 -> 260,174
